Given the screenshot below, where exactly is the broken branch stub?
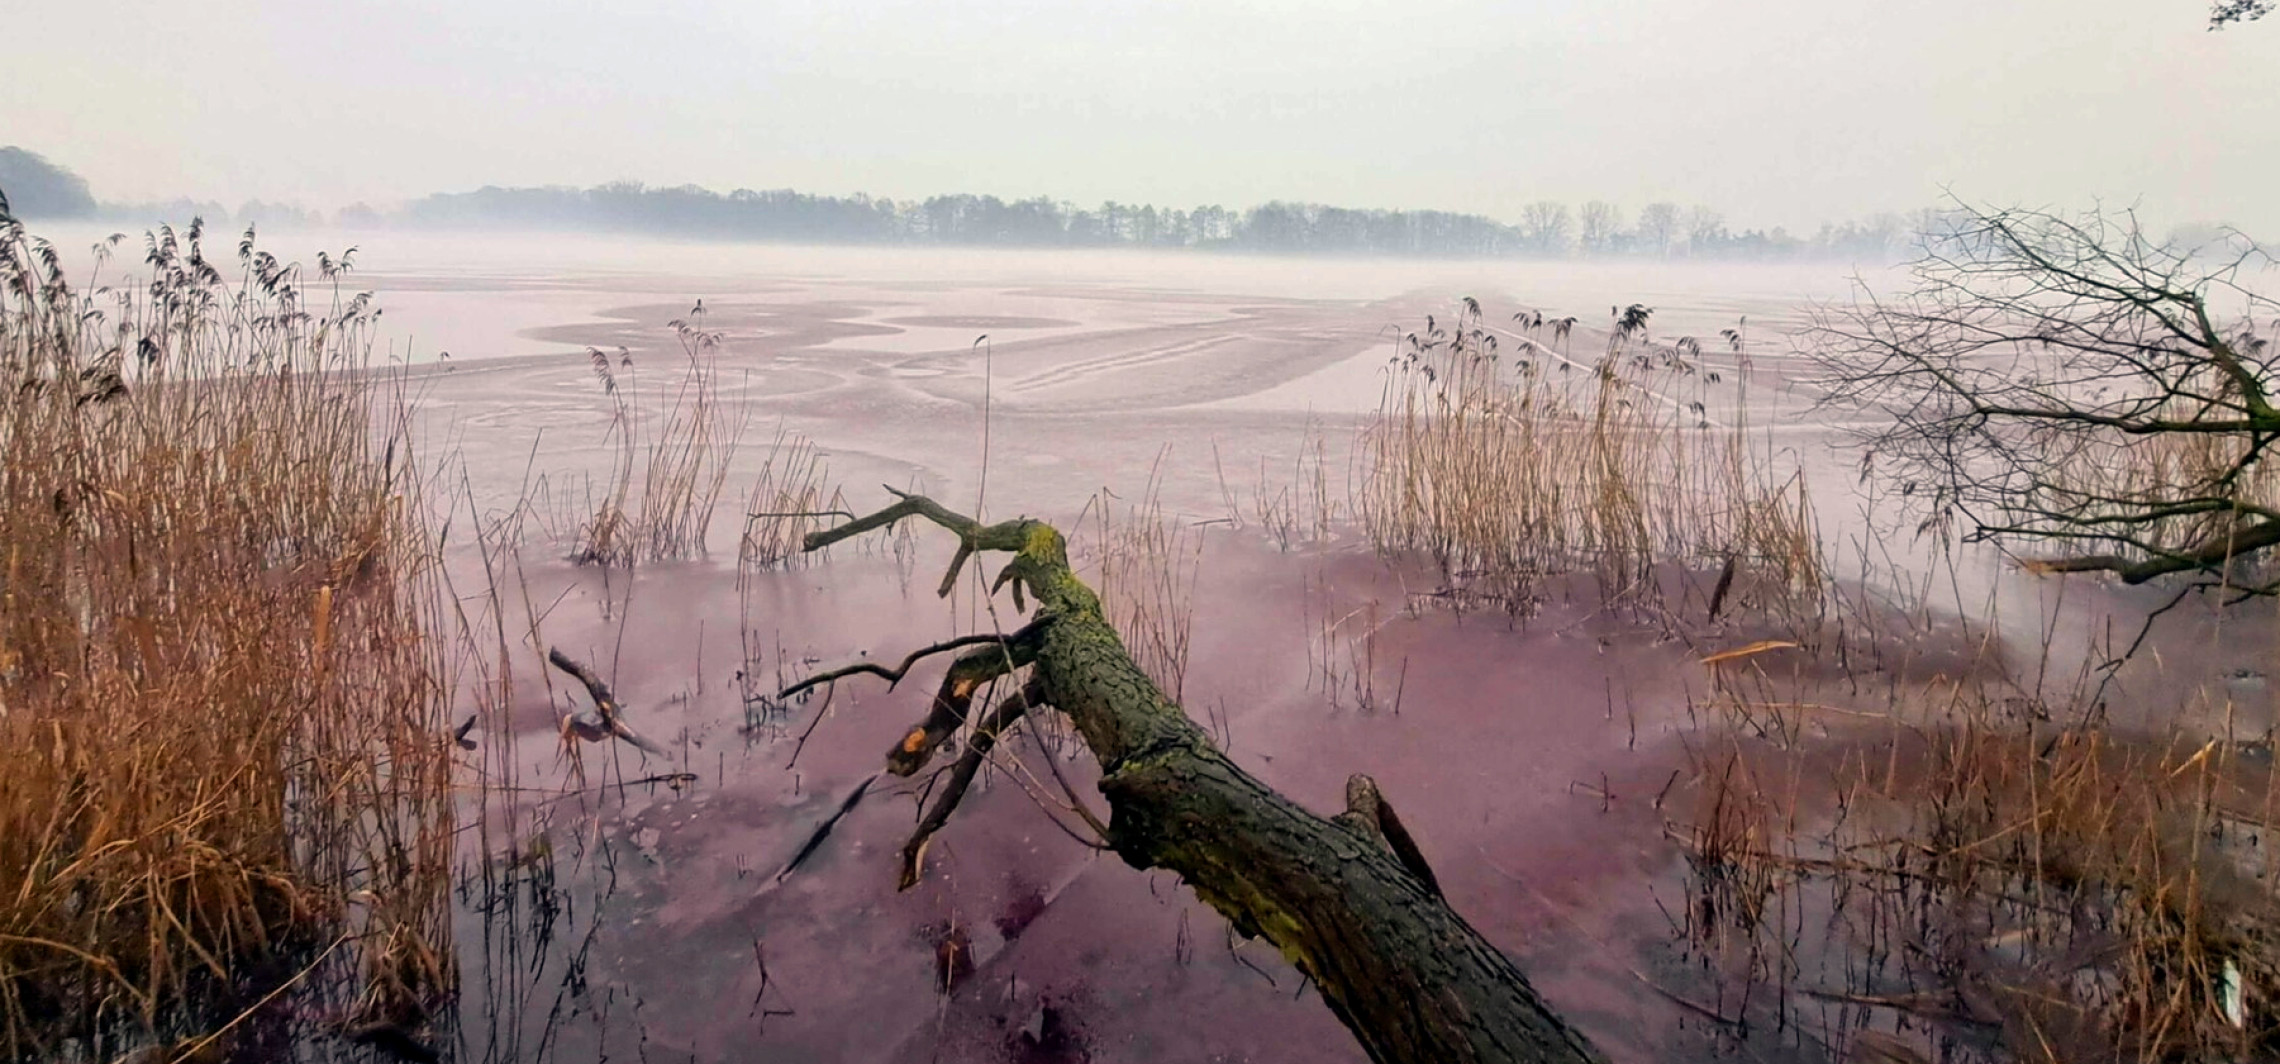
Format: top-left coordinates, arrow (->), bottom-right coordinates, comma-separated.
546,647 -> 664,754
790,489 -> 1603,1064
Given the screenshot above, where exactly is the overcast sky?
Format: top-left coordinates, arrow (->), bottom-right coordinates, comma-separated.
7,0 -> 2276,233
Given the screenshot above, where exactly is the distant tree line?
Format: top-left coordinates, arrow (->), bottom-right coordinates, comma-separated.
0,146 -> 325,229
393,181 -> 1942,262
1,146 -> 2254,264
2211,0 -> 2271,28
0,148 -> 96,219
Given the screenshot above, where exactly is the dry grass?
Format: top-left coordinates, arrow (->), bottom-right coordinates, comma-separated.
572,309 -> 745,566
1357,300 -> 1822,621
1212,424 -> 1341,553
736,426 -> 847,573
2030,371 -> 2280,587
735,426 -> 850,711
1680,642 -> 2280,1062
1079,457 -> 1206,701
0,219 -> 451,1057
1303,577 -> 1397,713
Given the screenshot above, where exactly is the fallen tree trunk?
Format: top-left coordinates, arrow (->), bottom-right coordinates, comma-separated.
788,490 -> 1603,1064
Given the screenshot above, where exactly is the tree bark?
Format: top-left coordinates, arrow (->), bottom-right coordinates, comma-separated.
794,491 -> 1604,1064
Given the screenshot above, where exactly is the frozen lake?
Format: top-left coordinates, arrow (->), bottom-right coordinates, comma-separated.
48,224 -> 2216,1064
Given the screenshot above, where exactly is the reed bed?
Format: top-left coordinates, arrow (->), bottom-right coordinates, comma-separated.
572,309 -> 745,566
1680,642 -> 2280,1062
1356,300 -> 1821,620
0,218 -> 452,1058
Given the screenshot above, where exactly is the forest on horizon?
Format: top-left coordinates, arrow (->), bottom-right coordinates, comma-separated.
0,144 -> 2140,264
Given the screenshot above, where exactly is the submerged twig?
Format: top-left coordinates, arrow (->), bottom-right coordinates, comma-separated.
546,646 -> 665,754
778,774 -> 877,882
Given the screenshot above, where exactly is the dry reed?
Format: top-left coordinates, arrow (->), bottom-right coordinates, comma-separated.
736,426 -> 846,573
0,217 -> 451,1058
1680,637 -> 2280,1061
1079,457 -> 1206,701
572,308 -> 744,566
1356,300 -> 1822,620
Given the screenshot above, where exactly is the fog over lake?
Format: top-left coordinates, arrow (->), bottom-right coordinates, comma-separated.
10,3 -> 2280,1062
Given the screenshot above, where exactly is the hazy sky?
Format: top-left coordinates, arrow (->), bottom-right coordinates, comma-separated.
7,0 -> 2276,233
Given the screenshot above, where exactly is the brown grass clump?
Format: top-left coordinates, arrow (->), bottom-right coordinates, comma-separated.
0,218 -> 451,1058
1682,667 -> 2280,1062
573,308 -> 745,566
1357,299 -> 1821,621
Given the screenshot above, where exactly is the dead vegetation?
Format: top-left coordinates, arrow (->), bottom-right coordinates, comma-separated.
571,306 -> 746,567
1653,206 -> 2280,1062
737,426 -> 848,573
1810,204 -> 2279,597
0,218 -> 452,1059
1677,608 -> 2280,1063
1210,423 -> 1341,553
1078,457 -> 1206,701
1358,298 -> 1822,622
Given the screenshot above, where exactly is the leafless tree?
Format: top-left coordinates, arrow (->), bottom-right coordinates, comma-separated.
1810,204 -> 2279,594
1520,200 -> 1572,255
1684,205 -> 1726,256
1637,202 -> 1682,258
1578,201 -> 1623,256
2211,0 -> 2271,28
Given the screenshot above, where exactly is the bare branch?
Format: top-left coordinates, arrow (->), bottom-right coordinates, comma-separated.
897,679 -> 1046,890
2021,516 -> 2280,584
545,647 -> 665,754
803,485 -> 1052,604
778,623 -> 1041,701
884,635 -> 1040,777
1810,202 -> 2280,594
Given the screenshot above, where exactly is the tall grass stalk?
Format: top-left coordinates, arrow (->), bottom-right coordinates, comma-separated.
1079,457 -> 1205,701
1357,300 -> 1821,619
573,310 -> 744,566
0,218 -> 451,1058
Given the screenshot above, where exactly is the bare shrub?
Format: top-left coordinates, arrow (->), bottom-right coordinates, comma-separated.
1810,204 -> 2279,597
